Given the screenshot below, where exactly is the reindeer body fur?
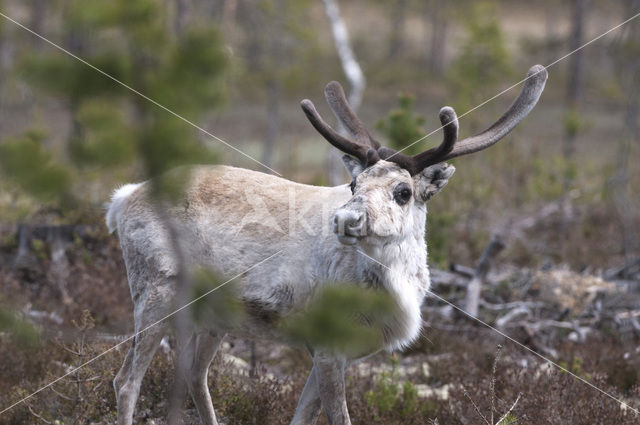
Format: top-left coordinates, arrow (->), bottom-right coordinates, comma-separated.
108,164 -> 429,352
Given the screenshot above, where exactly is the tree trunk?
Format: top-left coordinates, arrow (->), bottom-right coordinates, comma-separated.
561,0 -> 587,259
263,77 -> 281,169
388,0 -> 408,59
0,11 -> 13,133
615,87 -> 639,269
218,0 -> 237,32
174,0 -> 191,37
322,0 -> 366,186
236,1 -> 262,73
427,0 -> 448,75
544,0 -> 560,62
29,0 -> 47,47
563,0 -> 587,175
610,0 -> 640,273
563,0 -> 587,167
208,0 -> 227,21
262,0 -> 285,171
566,0 -> 586,110
63,15 -> 87,155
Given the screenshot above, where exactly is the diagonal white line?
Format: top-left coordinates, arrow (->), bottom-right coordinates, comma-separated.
1,3 -> 638,419
0,11 -> 282,177
0,250 -> 283,415
387,10 -> 640,160
355,249 -> 640,415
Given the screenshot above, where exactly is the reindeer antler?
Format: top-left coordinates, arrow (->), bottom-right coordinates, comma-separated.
324,81 -> 381,150
377,107 -> 459,175
300,95 -> 380,168
301,64 -> 548,175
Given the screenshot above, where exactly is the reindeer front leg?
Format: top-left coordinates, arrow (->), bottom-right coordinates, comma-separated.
313,354 -> 351,425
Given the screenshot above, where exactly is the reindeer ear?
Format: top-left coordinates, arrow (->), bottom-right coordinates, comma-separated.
341,155 -> 364,179
413,163 -> 455,202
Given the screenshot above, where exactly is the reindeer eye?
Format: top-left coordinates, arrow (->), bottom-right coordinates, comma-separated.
393,183 -> 412,205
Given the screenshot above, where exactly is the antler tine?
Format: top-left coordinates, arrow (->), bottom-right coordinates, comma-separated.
378,106 -> 459,175
441,64 -> 548,161
301,99 -> 379,166
379,64 -> 547,175
324,81 -> 381,150
415,106 -> 459,163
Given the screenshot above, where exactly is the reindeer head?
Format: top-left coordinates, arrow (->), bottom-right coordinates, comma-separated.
301,65 -> 548,246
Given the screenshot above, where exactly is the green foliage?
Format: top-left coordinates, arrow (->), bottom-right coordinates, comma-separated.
447,2 -> 513,114
66,0 -> 165,50
0,130 -> 71,202
527,155 -> 566,200
190,268 -> 246,329
20,51 -> 130,104
376,93 -> 426,155
137,119 -> 217,200
559,356 -> 592,381
426,211 -> 458,267
283,285 -> 396,356
157,28 -> 227,111
562,108 -> 582,139
0,306 -> 39,348
365,370 -> 400,413
31,238 -> 48,261
236,0 -> 319,94
400,380 -> 421,416
69,99 -> 135,167
364,358 -> 435,420
9,0 -> 228,212
501,414 -> 519,424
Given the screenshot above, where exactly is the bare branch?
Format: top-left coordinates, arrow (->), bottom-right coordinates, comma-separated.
495,392 -> 522,425
462,386 -> 491,425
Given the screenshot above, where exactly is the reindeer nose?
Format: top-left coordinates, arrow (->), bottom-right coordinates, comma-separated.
333,210 -> 366,238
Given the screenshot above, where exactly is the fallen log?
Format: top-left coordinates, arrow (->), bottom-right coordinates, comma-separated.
464,235 -> 506,317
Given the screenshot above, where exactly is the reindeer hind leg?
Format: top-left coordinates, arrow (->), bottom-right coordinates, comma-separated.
115,274 -> 173,425
114,339 -> 135,400
116,323 -> 166,425
187,331 -> 225,425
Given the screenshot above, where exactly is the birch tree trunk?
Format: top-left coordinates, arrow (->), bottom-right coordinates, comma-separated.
610,0 -> 640,273
561,0 -> 587,259
322,0 -> 366,186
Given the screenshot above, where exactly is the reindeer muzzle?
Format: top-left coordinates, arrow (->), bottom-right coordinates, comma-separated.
333,208 -> 367,245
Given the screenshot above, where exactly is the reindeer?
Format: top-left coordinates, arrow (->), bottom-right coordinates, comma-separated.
106,65 -> 547,425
